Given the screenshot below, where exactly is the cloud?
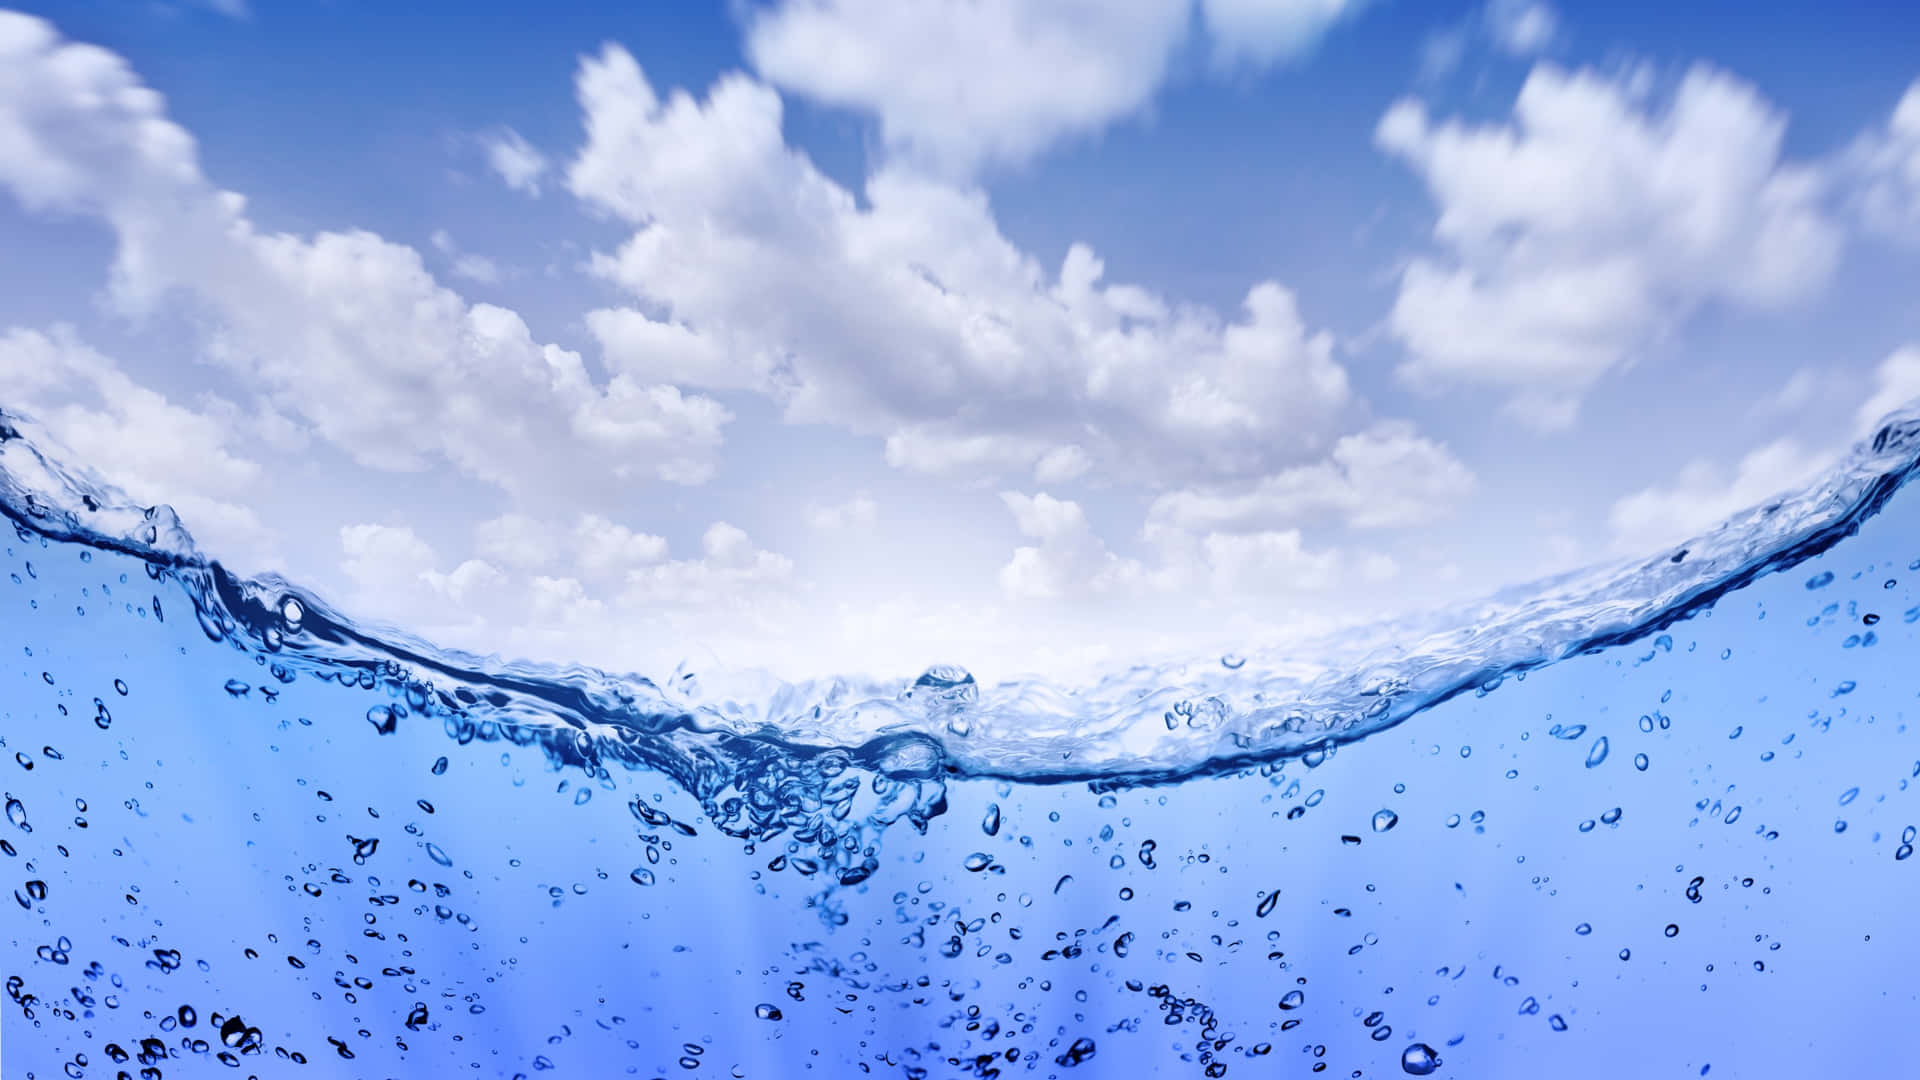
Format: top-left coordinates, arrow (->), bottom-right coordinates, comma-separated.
1377,62 -> 1842,428
430,229 -> 504,284
1147,422 -> 1475,533
1484,0 -> 1558,56
1858,346 -> 1920,435
1199,0 -> 1366,70
1608,439 -> 1831,553
1840,79 -> 1920,245
568,46 -> 1360,490
338,512 -> 796,663
744,0 -> 1362,176
997,492 -> 1148,600
482,127 -> 549,196
0,14 -> 730,495
1419,1 -> 1559,83
573,513 -> 669,573
473,513 -> 553,570
1197,529 -> 1341,594
996,491 -> 1362,603
807,495 -> 879,530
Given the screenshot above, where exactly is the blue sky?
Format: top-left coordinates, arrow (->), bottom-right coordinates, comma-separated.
1,0 -> 1917,681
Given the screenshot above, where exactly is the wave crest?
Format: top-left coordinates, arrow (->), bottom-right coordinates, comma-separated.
6,403 -> 1920,819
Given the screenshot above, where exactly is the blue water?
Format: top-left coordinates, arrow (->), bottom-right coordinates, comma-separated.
4,406 -> 1920,1079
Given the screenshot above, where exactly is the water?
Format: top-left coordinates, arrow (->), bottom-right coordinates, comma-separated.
4,405 -> 1920,1078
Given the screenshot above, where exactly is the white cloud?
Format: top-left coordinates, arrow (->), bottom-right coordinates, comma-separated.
340,523 -> 438,593
336,512 -> 798,666
1198,529 -> 1341,594
807,494 -> 879,531
1608,438 -> 1831,553
744,0 -> 1362,176
1378,63 -> 1842,428
1858,346 -> 1920,435
996,491 -> 1358,603
574,513 -> 669,573
421,559 -> 506,604
482,127 -> 549,196
1841,80 -> 1920,245
1147,422 -> 1475,533
621,522 -> 794,608
0,14 -> 730,494
1033,444 -> 1093,484
744,0 -> 1187,176
1199,0 -> 1366,70
1484,0 -> 1558,56
998,492 -> 1147,600
430,229 -> 504,284
568,46 -> 1357,489
474,513 -> 554,570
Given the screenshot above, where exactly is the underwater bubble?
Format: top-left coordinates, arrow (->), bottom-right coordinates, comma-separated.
1401,1043 -> 1441,1075
1373,809 -> 1399,833
753,1003 -> 782,1021
982,803 -> 1001,836
1586,737 -> 1609,768
1279,990 -> 1305,1010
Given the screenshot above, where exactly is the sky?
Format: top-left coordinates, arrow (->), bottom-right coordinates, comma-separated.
0,0 -> 1917,685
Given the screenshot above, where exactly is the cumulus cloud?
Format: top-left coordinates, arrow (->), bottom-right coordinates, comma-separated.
339,512 -> 796,663
1198,0 -> 1366,70
0,13 -> 730,496
1840,80 -> 1920,245
997,492 -> 1149,601
1147,422 -> 1475,534
1378,63 -> 1842,428
807,495 -> 879,531
573,513 -> 669,574
996,491 -> 1369,604
568,46 -> 1360,491
482,127 -> 549,196
744,0 -> 1362,177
